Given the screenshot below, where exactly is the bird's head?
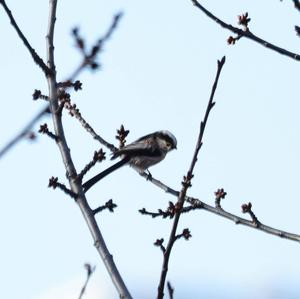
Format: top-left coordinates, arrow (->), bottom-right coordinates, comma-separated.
155,130 -> 177,152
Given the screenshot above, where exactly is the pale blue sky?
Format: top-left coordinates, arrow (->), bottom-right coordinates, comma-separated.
1,1 -> 300,298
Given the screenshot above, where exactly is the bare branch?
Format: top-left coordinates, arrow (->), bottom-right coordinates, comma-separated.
48,176 -> 77,199
190,0 -> 300,61
78,263 -> 96,299
139,171 -> 300,243
140,201 -> 199,219
167,281 -> 174,299
154,238 -> 166,253
0,106 -> 49,159
77,149 -> 106,181
190,196 -> 300,242
43,3 -> 132,298
93,199 -> 117,215
214,188 -> 227,209
61,97 -> 117,152
139,202 -> 176,219
241,202 -> 261,227
38,123 -> 59,142
69,12 -> 123,79
157,57 -> 226,299
0,0 -> 51,75
32,89 -> 49,101
0,11 -> 121,159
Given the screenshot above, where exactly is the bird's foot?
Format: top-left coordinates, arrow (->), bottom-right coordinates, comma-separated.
146,170 -> 152,181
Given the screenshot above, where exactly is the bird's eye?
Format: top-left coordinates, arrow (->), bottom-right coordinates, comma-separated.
166,142 -> 171,148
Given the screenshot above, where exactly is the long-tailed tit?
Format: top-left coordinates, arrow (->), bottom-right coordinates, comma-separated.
83,130 -> 177,192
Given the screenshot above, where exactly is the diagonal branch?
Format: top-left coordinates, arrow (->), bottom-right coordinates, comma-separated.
67,12 -> 123,82
157,57 -> 226,299
188,197 -> 300,242
139,172 -> 300,243
190,0 -> 300,61
0,106 -> 49,158
62,99 -> 117,152
0,0 -> 51,75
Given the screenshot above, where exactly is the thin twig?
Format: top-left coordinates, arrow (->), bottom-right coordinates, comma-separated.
190,0 -> 300,61
167,281 -> 174,299
93,199 -> 117,215
157,57 -> 226,299
63,99 -> 117,152
48,176 -> 77,199
38,123 -> 59,142
139,204 -> 199,218
214,188 -> 227,209
0,106 -> 49,159
78,263 -> 96,299
140,202 -> 176,219
77,149 -> 106,181
241,202 -> 261,227
0,0 -> 51,75
68,12 -> 123,79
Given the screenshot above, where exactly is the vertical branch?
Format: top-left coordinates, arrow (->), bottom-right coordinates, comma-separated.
46,0 -> 57,74
45,2 -> 132,298
157,57 -> 226,299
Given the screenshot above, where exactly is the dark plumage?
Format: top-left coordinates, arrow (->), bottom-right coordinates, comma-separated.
82,130 -> 177,193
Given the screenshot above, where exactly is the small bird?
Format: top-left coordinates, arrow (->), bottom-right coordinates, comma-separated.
82,130 -> 177,192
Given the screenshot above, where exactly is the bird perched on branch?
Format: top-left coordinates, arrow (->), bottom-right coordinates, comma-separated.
83,130 -> 177,192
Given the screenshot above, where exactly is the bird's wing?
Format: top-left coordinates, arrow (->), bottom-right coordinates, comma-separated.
111,138 -> 161,160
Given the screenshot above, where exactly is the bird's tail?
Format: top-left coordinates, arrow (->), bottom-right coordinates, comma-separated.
82,157 -> 129,193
